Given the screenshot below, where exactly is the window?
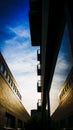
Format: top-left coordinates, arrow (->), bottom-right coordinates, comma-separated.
67,81 -> 70,88
19,94 -> 21,99
14,86 -> 17,93
13,83 -> 15,90
65,84 -> 68,91
19,95 -> 22,100
16,90 -> 19,95
10,79 -> 13,87
18,91 -> 20,97
18,119 -> 22,128
5,113 -> 15,128
0,64 -> 5,73
4,69 -> 8,78
7,75 -> 11,83
60,119 -> 66,128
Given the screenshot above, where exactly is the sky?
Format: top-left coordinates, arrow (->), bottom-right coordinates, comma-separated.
0,0 -> 73,116
0,0 -> 40,115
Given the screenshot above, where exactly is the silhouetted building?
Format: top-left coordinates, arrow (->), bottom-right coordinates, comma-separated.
0,53 -> 30,130
29,0 -> 73,130
31,110 -> 38,116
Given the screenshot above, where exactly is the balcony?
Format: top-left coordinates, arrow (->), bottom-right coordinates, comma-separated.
37,63 -> 41,75
37,80 -> 41,92
37,49 -> 41,61
37,99 -> 42,111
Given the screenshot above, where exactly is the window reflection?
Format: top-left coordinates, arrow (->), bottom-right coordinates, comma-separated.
50,23 -> 73,115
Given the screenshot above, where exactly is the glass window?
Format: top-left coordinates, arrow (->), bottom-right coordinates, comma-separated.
10,79 -> 13,87
19,94 -> 20,99
7,75 -> 11,83
50,23 -> 73,115
1,64 -> 5,73
18,119 -> 22,128
65,85 -> 68,91
13,84 -> 15,90
5,112 -> 15,128
14,86 -> 17,93
4,70 -> 8,78
20,95 -> 22,100
16,90 -> 18,95
17,91 -> 19,97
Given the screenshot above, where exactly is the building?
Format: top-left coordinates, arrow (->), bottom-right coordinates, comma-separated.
29,0 -> 73,130
0,53 -> 30,130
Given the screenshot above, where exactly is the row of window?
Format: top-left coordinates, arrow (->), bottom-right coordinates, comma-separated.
59,72 -> 73,101
5,112 -> 24,128
0,64 -> 22,100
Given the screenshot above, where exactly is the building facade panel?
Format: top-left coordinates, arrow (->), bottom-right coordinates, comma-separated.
0,53 -> 30,130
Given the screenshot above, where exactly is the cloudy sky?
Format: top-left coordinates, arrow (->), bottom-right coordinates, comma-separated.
0,0 -> 40,115
0,0 -> 73,116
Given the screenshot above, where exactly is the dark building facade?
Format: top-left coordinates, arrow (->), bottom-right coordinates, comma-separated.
29,0 -> 73,130
0,53 -> 30,130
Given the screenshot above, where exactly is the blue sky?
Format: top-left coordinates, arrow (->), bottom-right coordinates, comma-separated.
0,0 -> 40,114
0,0 -> 73,116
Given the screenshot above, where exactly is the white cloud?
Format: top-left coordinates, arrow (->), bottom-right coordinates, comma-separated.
8,25 -> 30,38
